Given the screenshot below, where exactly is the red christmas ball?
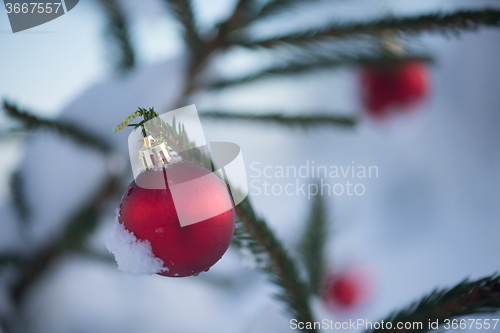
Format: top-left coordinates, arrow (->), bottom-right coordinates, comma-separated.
118,160 -> 235,277
327,275 -> 360,306
323,268 -> 375,308
360,60 -> 430,117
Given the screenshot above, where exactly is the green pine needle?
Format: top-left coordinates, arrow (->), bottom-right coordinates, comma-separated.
9,170 -> 30,225
163,0 -> 202,52
10,175 -> 121,304
232,9 -> 500,49
236,198 -> 317,332
366,274 -> 500,333
113,110 -> 142,132
98,0 -> 136,73
200,111 -> 357,128
207,53 -> 433,90
2,99 -> 111,153
298,190 -> 328,295
251,0 -> 321,24
57,204 -> 100,252
0,253 -> 26,270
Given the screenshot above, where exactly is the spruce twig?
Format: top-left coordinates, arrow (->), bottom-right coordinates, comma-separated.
57,205 -> 100,252
232,220 -> 268,269
206,54 -> 433,89
9,170 -> 30,225
219,0 -> 321,34
232,9 -> 500,49
200,111 -> 357,128
217,0 -> 258,35
183,0 -> 258,95
2,100 -> 111,153
163,0 -> 202,52
0,127 -> 25,139
365,274 -> 500,333
247,0 -> 320,24
98,0 -> 136,73
298,190 -> 328,295
11,175 -> 122,303
236,198 -> 317,333
0,253 -> 26,270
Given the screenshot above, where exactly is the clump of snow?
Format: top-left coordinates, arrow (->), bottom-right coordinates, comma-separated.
105,216 -> 167,275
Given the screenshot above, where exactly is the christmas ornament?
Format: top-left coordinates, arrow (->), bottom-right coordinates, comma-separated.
107,108 -> 235,277
325,273 -> 360,306
323,267 -> 375,308
360,59 -> 430,117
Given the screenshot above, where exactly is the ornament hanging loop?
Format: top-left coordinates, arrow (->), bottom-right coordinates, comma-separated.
114,106 -> 174,170
139,134 -> 172,170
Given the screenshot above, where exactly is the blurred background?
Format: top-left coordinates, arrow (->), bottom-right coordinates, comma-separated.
1,0 -> 500,332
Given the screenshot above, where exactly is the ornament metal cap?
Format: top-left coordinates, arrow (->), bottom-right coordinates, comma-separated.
139,134 -> 172,170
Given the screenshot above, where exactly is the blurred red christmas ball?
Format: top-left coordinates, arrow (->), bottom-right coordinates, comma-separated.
118,160 -> 235,277
327,274 -> 360,305
360,60 -> 430,117
323,267 -> 375,308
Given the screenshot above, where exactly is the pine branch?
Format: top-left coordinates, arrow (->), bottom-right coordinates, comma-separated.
0,127 -> 25,140
206,53 -> 432,89
11,175 -> 121,303
57,205 -> 100,252
236,198 -> 317,333
78,249 -> 115,264
163,0 -> 202,52
9,170 -> 30,225
298,190 -> 328,295
0,253 -> 26,270
2,100 -> 111,153
220,0 -> 321,34
217,0 -> 257,37
11,248 -> 59,302
98,0 -> 136,73
200,111 -> 357,128
232,220 -> 268,269
366,274 -> 500,333
182,0 -> 257,94
250,0 -> 320,23
232,9 -> 500,49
